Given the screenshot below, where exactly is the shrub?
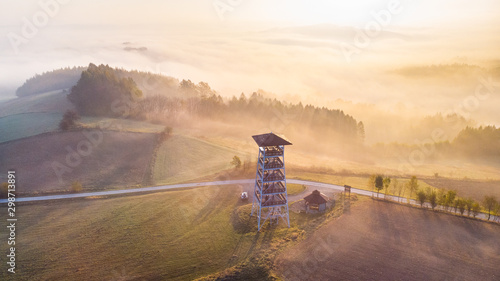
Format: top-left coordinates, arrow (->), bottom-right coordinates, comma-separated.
0,183 -> 8,199
71,181 -> 83,193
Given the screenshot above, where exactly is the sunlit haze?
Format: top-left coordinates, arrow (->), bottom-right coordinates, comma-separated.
1,0 -> 499,134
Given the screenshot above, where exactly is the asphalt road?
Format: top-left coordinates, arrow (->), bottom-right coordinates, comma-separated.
0,179 -> 497,221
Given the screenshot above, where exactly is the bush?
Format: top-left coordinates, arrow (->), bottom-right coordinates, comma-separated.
59,110 -> 80,131
0,183 -> 8,199
158,126 -> 173,142
231,155 -> 242,169
71,181 -> 83,193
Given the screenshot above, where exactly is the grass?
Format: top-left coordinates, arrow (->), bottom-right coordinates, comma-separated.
276,198 -> 500,281
153,135 -> 246,185
0,185 -> 344,280
287,184 -> 306,196
290,170 -> 436,199
290,169 -> 498,202
0,130 -> 157,193
0,112 -> 62,143
0,89 -> 69,117
0,111 -> 164,144
422,177 -> 500,202
0,186 -> 241,280
79,116 -> 165,134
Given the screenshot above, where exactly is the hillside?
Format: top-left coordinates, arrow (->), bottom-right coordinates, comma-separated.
275,199 -> 500,281
153,134 -> 246,185
0,131 -> 157,193
0,90 -> 73,117
0,112 -> 62,143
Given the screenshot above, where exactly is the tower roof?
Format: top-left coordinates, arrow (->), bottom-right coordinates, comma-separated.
252,133 -> 292,147
304,190 -> 328,205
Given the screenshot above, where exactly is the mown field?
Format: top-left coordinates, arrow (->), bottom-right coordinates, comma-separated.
424,177 -> 500,202
79,116 -> 165,134
0,112 -> 62,143
0,185 -> 320,280
153,135 -> 246,185
0,130 -> 156,193
289,169 -> 499,202
290,171 -> 434,195
0,90 -> 72,117
287,183 -> 307,196
275,199 -> 500,281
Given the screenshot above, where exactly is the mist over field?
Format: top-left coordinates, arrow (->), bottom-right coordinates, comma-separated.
1,1 -> 500,137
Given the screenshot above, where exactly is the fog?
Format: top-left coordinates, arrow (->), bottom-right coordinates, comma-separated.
1,1 -> 499,143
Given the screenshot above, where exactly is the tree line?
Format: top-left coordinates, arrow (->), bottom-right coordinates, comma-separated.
16,66 -> 86,97
368,175 -> 500,221
67,63 -> 143,117
373,125 -> 500,162
63,64 -> 363,146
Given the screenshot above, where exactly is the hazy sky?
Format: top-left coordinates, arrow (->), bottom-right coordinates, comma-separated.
1,0 -> 499,125
2,0 -> 499,26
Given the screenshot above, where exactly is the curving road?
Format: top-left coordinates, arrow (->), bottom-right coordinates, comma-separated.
0,179 -> 497,221
0,179 -> 349,203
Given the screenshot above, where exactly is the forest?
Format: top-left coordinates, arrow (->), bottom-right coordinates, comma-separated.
16,66 -> 86,97
15,64 -> 500,164
63,64 -> 363,151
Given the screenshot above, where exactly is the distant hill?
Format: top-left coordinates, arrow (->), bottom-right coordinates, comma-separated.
15,65 -> 182,99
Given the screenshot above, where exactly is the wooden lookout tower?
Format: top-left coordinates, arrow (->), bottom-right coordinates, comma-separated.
251,132 -> 292,231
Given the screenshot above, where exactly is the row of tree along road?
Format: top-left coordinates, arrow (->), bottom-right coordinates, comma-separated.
369,175 -> 500,222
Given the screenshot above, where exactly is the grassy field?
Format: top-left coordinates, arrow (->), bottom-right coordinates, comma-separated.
0,130 -> 156,193
290,171 -> 433,196
0,185 -> 335,280
0,111 -> 164,144
80,117 -> 165,134
0,90 -> 72,117
0,186 -> 240,280
287,184 -> 306,196
276,199 -> 500,281
0,112 -> 62,143
423,177 -> 500,202
289,169 -> 499,202
153,135 -> 246,185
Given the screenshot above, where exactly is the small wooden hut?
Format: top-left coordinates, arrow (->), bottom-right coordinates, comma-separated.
304,190 -> 328,212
